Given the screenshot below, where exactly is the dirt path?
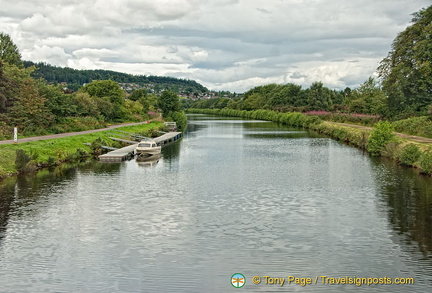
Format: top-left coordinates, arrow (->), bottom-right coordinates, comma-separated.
326,122 -> 432,145
0,121 -> 151,145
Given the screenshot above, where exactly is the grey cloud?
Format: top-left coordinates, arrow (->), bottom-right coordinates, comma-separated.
0,0 -> 430,92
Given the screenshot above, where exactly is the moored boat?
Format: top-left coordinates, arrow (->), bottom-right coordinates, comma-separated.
135,139 -> 161,157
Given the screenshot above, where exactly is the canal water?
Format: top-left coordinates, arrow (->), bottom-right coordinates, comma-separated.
0,115 -> 431,292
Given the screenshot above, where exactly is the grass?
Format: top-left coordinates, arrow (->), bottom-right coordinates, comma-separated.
0,122 -> 163,178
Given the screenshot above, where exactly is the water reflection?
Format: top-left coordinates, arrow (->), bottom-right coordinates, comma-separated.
136,154 -> 161,168
371,157 -> 432,257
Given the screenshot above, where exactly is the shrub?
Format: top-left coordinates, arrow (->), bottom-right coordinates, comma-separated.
170,111 -> 187,132
420,152 -> 432,175
399,144 -> 422,166
367,121 -> 396,156
392,116 -> 432,138
15,149 -> 31,171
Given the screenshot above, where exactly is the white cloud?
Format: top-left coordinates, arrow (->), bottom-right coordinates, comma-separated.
1,0 -> 430,92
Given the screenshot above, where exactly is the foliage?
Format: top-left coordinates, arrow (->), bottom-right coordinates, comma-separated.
343,77 -> 387,115
80,80 -> 125,106
392,116 -> 432,138
129,88 -> 147,101
367,121 -> 396,156
15,149 -> 31,171
304,111 -> 380,126
159,90 -> 180,117
307,82 -> 333,111
378,6 -> 432,117
399,144 -> 422,165
0,32 -> 22,67
420,152 -> 432,175
8,78 -> 55,133
23,61 -> 208,94
169,111 -> 188,132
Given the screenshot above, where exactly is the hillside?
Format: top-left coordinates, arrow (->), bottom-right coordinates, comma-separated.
23,61 -> 209,94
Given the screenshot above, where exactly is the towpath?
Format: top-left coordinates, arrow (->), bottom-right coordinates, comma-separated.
0,121 -> 151,145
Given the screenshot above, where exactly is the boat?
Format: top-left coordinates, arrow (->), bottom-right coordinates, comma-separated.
135,139 -> 161,157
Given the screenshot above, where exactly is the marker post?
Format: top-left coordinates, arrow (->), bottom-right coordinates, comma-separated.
13,127 -> 17,144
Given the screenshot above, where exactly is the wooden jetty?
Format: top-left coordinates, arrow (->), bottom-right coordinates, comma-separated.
99,132 -> 182,162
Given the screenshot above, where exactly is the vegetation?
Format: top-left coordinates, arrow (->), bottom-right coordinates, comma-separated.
420,153 -> 432,175
399,144 -> 422,166
0,33 -> 22,67
378,6 -> 432,118
188,77 -> 387,117
366,121 -> 397,156
392,116 -> 432,138
23,60 -> 208,94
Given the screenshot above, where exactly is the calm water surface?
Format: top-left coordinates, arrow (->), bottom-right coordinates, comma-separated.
0,115 -> 431,292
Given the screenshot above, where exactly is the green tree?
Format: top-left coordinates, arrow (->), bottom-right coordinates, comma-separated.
80,80 -> 125,106
0,61 -> 15,113
9,79 -> 54,132
378,6 -> 432,117
159,90 -> 180,117
367,121 -> 396,156
129,88 -> 147,101
307,82 -> 333,110
344,77 -> 387,115
74,92 -> 100,117
37,83 -> 77,119
0,32 -> 22,67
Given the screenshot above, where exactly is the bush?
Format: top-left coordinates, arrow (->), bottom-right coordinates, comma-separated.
170,111 -> 188,132
420,152 -> 432,175
15,149 -> 31,171
399,144 -> 422,166
393,116 -> 432,138
367,121 -> 396,156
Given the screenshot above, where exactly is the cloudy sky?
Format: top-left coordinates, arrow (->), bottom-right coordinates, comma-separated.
0,0 -> 430,92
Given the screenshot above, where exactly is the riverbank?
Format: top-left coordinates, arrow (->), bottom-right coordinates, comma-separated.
188,108 -> 432,176
0,121 -> 163,180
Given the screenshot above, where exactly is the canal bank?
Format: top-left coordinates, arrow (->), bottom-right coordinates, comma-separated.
187,108 -> 432,176
0,122 -> 164,180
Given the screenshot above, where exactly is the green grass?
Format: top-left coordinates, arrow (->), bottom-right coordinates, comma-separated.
0,122 -> 163,178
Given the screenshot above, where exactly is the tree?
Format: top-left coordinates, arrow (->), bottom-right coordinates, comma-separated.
378,6 -> 432,117
38,83 -> 77,119
159,90 -> 180,117
307,82 -> 333,110
129,88 -> 147,101
80,80 -> 125,105
344,77 -> 387,115
0,32 -> 22,67
9,79 -> 54,132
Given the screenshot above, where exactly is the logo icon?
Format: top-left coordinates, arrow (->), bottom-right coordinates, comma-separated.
231,273 -> 246,288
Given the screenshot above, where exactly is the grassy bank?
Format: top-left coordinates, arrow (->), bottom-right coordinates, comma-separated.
188,108 -> 432,176
0,122 -> 163,179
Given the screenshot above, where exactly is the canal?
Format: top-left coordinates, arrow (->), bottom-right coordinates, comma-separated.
0,114 -> 431,292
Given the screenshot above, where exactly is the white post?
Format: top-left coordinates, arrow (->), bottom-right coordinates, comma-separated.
13,127 -> 17,144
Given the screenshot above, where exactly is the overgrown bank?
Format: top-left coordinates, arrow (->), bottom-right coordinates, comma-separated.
0,122 -> 163,180
188,108 -> 432,176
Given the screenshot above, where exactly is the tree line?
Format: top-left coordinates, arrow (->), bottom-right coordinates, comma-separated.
23,61 -> 209,94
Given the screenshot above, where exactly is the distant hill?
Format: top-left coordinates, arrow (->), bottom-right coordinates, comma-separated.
23,61 -> 209,94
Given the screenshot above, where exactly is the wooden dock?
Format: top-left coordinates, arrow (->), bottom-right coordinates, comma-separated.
99,132 -> 182,162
